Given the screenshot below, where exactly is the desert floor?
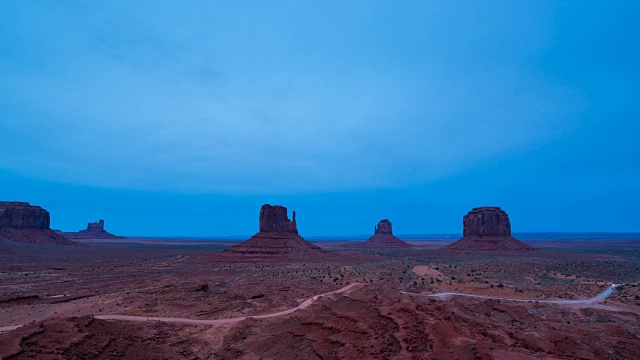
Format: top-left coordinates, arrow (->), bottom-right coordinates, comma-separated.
1,238 -> 639,359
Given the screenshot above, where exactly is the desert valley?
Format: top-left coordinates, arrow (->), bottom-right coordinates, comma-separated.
1,201 -> 638,360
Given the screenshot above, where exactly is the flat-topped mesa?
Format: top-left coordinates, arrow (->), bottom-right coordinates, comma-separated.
374,219 -> 393,235
463,207 -> 511,237
259,205 -> 297,233
0,202 -> 50,229
448,206 -> 534,253
0,202 -> 75,245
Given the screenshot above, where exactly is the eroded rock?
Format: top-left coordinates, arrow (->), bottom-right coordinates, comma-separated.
355,219 -> 412,249
0,202 -> 75,245
62,219 -> 123,240
463,207 -> 511,237
0,202 -> 50,229
374,219 -> 393,235
259,205 -> 298,233
225,204 -> 328,257
448,207 -> 534,253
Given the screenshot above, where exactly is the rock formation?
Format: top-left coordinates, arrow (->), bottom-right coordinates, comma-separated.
375,219 -> 393,235
0,202 -> 75,245
0,202 -> 50,229
447,207 -> 535,253
225,204 -> 327,256
463,207 -> 511,237
62,219 -> 124,240
358,219 -> 412,248
88,219 -> 105,231
259,205 -> 298,233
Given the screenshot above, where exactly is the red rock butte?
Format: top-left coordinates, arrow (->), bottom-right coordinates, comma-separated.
224,204 -> 327,256
62,219 -> 124,240
359,219 -> 412,248
447,207 -> 535,253
0,202 -> 75,245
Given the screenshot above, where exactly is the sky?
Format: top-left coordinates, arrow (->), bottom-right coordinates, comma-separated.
0,1 -> 638,236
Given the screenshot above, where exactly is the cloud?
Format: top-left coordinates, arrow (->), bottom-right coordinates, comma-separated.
0,1 -> 585,193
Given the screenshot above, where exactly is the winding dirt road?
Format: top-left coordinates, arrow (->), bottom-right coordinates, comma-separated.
402,284 -> 640,313
97,283 -> 360,325
403,284 -> 619,304
0,283 -> 360,333
1,282 -> 633,333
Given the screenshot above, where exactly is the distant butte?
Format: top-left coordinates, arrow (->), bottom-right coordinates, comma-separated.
224,204 -> 328,256
62,219 -> 124,240
447,207 -> 535,253
357,219 -> 412,249
0,202 -> 75,245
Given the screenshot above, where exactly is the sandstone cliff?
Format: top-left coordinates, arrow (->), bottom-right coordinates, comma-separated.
0,202 -> 50,229
463,207 -> 511,237
225,204 -> 328,257
259,205 -> 298,233
0,202 -> 75,245
447,207 -> 534,253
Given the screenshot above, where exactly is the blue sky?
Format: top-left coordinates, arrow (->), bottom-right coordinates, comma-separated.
1,1 -> 638,236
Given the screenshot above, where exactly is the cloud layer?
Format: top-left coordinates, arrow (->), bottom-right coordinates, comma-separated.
0,1 -> 633,194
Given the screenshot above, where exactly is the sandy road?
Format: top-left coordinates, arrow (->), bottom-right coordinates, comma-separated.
0,283 -> 360,332
0,324 -> 23,333
0,283 -> 359,332
404,284 -> 618,304
97,282 -> 359,324
1,282 -> 633,333
402,284 -> 638,313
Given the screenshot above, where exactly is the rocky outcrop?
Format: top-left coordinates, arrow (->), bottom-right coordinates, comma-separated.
447,207 -> 534,253
463,207 -> 511,237
62,219 -> 124,240
358,219 -> 412,249
87,220 -> 105,231
260,205 -> 298,233
374,219 -> 393,235
0,202 -> 50,229
225,204 -> 328,257
0,202 -> 75,245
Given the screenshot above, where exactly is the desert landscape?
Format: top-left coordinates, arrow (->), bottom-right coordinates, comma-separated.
2,2 -> 638,359
1,202 -> 638,359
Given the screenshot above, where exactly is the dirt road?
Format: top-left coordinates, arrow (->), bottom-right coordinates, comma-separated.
95,283 -> 361,325
402,284 -> 640,313
2,282 -> 633,333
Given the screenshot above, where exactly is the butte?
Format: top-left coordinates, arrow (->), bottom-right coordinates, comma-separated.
447,206 -> 535,253
224,204 -> 329,257
62,219 -> 124,240
356,219 -> 412,248
0,202 -> 75,245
